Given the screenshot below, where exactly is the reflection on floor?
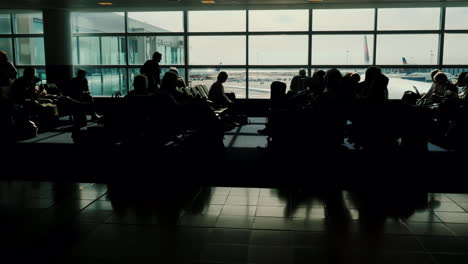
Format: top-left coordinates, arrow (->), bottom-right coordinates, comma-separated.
2,181 -> 468,263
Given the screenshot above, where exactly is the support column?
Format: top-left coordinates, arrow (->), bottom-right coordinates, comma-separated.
42,9 -> 73,87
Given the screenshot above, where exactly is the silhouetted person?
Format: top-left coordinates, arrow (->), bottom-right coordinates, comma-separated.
310,70 -> 327,96
208,71 -> 233,109
290,69 -> 307,92
69,69 -> 100,120
168,67 -> 187,89
11,67 -> 42,105
163,71 -> 225,150
140,51 -> 162,92
0,51 -> 17,98
126,74 -> 151,97
418,69 -> 441,105
425,72 -> 458,105
258,81 -> 287,135
358,66 -> 382,99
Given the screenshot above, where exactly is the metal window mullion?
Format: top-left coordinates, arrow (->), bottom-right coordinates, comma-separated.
308,8 -> 312,75
184,10 -> 189,87
438,7 -> 446,68
373,8 -> 378,66
76,36 -> 81,65
125,12 -> 130,93
9,13 -> 17,66
98,36 -> 104,95
246,9 -> 249,99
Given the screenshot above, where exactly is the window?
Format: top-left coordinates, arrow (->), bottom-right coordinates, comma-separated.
189,36 -> 246,65
0,38 -> 13,59
377,8 -> 440,30
101,36 -> 127,65
376,34 -> 438,65
249,10 -> 308,32
445,8 -> 468,30
0,14 -> 11,34
80,67 -> 128,96
15,37 -> 45,65
128,36 -> 184,65
248,68 -> 298,99
443,34 -> 468,65
75,37 -> 100,65
249,35 -> 308,65
127,12 -> 183,33
312,9 -> 374,31
189,68 -> 246,98
13,13 -> 43,34
312,35 -> 374,65
71,12 -> 125,33
189,11 -> 246,32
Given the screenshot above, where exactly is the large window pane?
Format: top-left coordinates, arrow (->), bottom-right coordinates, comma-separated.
381,68 -> 434,99
312,9 -> 374,31
75,36 -> 126,65
80,67 -> 128,96
0,38 -> 13,60
13,13 -> 43,34
101,36 -> 126,65
446,8 -> 468,29
103,68 -> 128,96
248,69 -> 298,99
189,36 -> 245,65
72,12 -> 125,33
376,34 -> 438,65
15,37 -> 45,65
0,14 -> 11,34
377,8 -> 440,30
128,36 -> 184,65
127,12 -> 183,33
444,34 -> 468,65
312,35 -> 374,65
189,11 -> 245,32
75,37 -> 100,65
78,67 -> 103,95
249,35 -> 308,65
249,10 -> 308,32
189,68 -> 246,99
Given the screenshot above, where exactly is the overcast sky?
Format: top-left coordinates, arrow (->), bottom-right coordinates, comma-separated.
122,8 -> 468,66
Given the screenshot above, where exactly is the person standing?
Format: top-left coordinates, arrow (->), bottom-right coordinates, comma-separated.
140,52 -> 162,92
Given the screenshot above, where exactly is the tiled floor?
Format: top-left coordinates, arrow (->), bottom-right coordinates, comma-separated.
2,181 -> 468,263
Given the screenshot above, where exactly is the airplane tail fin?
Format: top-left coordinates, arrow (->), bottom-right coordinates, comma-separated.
402,57 -> 408,65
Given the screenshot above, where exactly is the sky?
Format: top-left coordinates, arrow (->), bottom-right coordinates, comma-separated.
121,8 -> 468,66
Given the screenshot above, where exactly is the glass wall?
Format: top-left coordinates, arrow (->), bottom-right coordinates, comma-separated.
68,7 -> 468,98
0,12 -> 45,81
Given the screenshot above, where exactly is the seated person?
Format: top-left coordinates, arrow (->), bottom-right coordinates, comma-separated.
69,69 -> 100,120
290,69 -> 309,93
168,67 -> 187,90
126,74 -> 151,97
11,67 -> 42,105
424,72 -> 458,104
208,71 -> 234,109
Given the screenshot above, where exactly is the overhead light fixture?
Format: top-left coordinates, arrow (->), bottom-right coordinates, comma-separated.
97,2 -> 113,5
200,0 -> 216,3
